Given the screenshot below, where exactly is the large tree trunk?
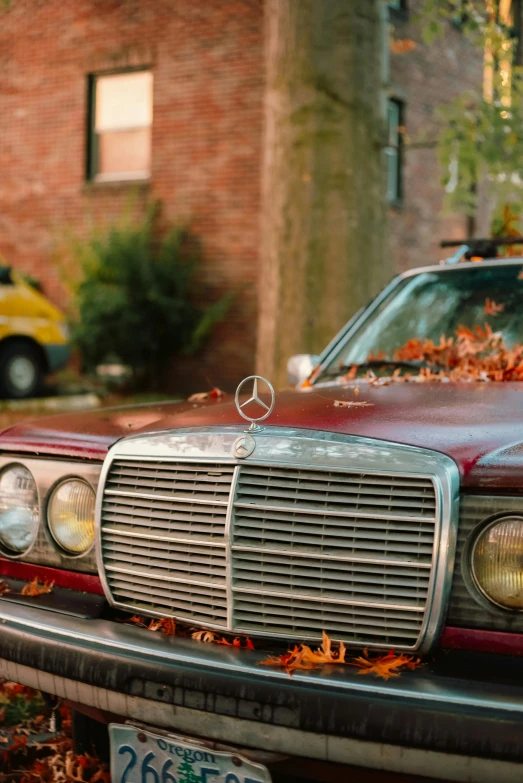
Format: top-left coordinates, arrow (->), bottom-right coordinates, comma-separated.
257,0 -> 390,388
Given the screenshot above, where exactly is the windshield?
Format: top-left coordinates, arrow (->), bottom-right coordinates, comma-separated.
320,264 -> 523,379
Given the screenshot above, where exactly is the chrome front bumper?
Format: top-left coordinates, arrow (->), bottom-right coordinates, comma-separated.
0,599 -> 523,782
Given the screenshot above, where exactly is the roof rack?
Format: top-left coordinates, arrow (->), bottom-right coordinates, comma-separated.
440,236 -> 523,264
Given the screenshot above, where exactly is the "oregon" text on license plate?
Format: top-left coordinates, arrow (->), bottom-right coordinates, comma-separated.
109,724 -> 273,783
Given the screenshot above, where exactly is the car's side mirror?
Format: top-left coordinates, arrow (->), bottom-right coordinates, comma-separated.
287,354 -> 320,387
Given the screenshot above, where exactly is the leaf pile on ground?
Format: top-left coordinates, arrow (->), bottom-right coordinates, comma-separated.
342,322 -> 523,384
0,684 -> 110,783
0,682 -> 44,728
7,736 -> 110,782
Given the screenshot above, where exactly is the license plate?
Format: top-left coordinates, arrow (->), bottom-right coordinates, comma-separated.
109,723 -> 273,783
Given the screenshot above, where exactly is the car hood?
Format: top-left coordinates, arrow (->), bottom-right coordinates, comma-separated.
1,383 -> 523,489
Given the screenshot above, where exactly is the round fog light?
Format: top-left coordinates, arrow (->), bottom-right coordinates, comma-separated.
48,479 -> 95,555
0,465 -> 39,554
472,516 -> 523,609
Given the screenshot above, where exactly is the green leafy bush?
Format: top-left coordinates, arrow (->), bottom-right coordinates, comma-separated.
71,209 -> 232,386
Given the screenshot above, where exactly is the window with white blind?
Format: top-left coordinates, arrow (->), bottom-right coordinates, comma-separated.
87,70 -> 153,182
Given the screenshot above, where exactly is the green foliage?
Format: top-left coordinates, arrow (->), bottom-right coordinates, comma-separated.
415,1 -> 523,215
418,1 -> 507,48
437,74 -> 523,214
71,207 -> 231,385
0,687 -> 44,726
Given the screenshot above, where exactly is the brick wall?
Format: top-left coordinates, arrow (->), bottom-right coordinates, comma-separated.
0,0 -> 264,392
0,0 -> 492,392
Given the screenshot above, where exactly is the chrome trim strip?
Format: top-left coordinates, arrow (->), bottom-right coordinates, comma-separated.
102,527 -> 227,547
230,545 -> 432,568
225,466 -> 240,630
104,565 -> 227,590
399,257 -> 523,278
232,586 -> 425,613
234,500 -> 435,524
104,489 -> 229,507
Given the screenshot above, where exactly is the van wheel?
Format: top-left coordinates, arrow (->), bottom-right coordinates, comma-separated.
0,341 -> 43,399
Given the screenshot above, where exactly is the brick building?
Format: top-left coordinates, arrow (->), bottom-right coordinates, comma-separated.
0,0 -> 492,390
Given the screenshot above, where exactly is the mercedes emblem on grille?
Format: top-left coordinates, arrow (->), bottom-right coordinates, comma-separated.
233,434 -> 256,459
234,375 -> 275,435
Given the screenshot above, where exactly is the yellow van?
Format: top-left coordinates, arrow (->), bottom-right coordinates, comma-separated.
0,267 -> 70,398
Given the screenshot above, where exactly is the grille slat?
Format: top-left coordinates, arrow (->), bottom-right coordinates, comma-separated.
100,456 -> 439,649
107,461 -> 234,500
232,505 -> 435,533
232,552 -> 429,604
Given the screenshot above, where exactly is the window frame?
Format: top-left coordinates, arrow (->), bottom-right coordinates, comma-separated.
385,97 -> 405,205
387,0 -> 408,20
86,66 -> 153,184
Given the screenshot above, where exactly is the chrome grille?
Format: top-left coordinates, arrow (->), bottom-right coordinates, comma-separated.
231,466 -> 435,646
101,460 -> 232,624
98,440 -> 446,650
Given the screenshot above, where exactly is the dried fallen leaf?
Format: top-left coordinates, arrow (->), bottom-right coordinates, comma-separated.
260,632 -> 421,679
260,631 -> 346,673
20,578 -> 54,597
390,38 -> 416,54
127,614 -> 148,628
187,387 -> 224,403
191,629 -> 255,649
192,629 -> 218,643
147,617 -> 176,635
350,648 -> 421,680
484,297 -> 504,316
352,322 -> 523,385
333,400 -> 374,408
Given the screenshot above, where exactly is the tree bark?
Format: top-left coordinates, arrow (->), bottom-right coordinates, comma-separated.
257,0 -> 390,387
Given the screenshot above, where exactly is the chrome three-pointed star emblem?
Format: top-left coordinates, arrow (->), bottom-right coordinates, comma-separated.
234,375 -> 275,432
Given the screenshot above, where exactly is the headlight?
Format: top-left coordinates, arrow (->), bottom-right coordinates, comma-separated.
0,465 -> 39,555
47,479 -> 95,555
472,516 -> 523,609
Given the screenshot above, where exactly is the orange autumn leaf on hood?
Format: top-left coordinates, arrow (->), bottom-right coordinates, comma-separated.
345,322 -> 523,384
187,387 -> 224,403
333,400 -> 374,408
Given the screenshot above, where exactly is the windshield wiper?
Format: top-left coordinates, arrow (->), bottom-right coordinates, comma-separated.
321,358 -> 439,380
